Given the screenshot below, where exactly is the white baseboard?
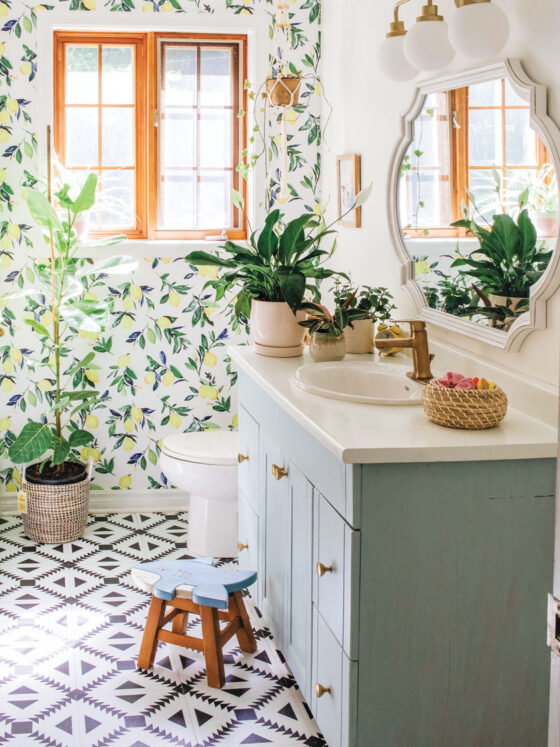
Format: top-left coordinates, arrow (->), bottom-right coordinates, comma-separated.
0,489 -> 190,516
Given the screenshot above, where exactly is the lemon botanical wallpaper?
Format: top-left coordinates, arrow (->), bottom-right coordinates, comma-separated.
0,0 -> 322,494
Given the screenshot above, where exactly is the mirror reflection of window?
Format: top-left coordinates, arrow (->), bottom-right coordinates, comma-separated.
399,77 -> 557,239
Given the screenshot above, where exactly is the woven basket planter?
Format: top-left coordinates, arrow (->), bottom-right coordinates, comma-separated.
422,381 -> 508,430
266,77 -> 301,107
22,472 -> 90,544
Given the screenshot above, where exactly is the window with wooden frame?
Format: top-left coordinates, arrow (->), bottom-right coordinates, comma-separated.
400,78 -> 550,238
53,31 -> 247,241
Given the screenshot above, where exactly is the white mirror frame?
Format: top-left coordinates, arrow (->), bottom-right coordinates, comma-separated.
388,58 -> 560,352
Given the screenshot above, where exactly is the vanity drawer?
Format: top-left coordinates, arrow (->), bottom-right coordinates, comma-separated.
237,405 -> 260,513
312,607 -> 357,747
238,491 -> 259,579
314,491 -> 359,656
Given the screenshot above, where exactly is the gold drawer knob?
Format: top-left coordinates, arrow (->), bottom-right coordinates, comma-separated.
316,562 -> 333,577
237,453 -> 249,463
315,682 -> 331,698
237,541 -> 248,552
271,463 -> 288,480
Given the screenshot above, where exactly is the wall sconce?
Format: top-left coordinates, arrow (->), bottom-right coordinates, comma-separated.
379,0 -> 509,78
449,0 -> 509,59
377,0 -> 419,82
404,1 -> 455,72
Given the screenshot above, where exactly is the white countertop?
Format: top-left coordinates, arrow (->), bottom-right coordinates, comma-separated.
229,346 -> 558,465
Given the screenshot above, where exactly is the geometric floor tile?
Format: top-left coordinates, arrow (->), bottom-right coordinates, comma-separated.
0,513 -> 326,746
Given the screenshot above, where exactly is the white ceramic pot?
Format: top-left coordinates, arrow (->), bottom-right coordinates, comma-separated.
531,211 -> 559,239
250,299 -> 305,358
309,332 -> 346,362
344,319 -> 374,354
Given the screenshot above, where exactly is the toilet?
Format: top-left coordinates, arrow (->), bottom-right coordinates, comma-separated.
159,431 -> 239,558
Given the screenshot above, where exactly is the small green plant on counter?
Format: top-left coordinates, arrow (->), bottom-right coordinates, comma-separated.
526,162 -> 559,216
299,292 -> 367,337
4,174 -> 136,479
332,279 -> 395,322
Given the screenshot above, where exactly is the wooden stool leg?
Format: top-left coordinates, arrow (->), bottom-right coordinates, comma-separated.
138,595 -> 166,669
230,591 -> 257,654
172,611 -> 188,635
200,606 -> 225,688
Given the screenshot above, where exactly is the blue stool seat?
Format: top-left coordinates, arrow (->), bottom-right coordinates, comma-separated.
132,557 -> 257,609
132,557 -> 258,688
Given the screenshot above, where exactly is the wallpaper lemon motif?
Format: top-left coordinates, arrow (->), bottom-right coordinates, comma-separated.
0,0 -> 321,493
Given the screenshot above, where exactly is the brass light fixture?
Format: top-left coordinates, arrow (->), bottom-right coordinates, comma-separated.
403,0 -> 455,71
377,0 -> 419,81
449,0 -> 509,58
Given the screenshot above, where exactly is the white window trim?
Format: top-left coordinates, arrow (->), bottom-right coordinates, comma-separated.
35,8 -> 266,257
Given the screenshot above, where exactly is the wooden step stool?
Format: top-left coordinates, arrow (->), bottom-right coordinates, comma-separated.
132,558 -> 258,688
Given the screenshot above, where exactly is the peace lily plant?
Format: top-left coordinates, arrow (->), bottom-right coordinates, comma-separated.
185,185 -> 372,357
3,172 -> 136,541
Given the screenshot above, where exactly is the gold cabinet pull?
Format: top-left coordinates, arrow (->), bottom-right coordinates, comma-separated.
315,682 -> 331,698
316,562 -> 333,577
237,541 -> 248,552
237,453 -> 249,463
271,463 -> 288,480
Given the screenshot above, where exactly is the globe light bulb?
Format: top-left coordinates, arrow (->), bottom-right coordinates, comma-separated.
449,1 -> 509,59
378,35 -> 419,82
404,2 -> 456,72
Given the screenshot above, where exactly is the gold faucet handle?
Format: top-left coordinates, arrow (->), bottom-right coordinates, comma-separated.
389,319 -> 426,331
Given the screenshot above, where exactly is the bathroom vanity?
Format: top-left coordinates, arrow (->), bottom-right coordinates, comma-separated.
231,346 -> 557,747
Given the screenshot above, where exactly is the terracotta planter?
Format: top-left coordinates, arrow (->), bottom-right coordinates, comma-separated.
309,332 -> 346,362
266,77 -> 301,107
531,211 -> 559,239
250,299 -> 304,358
344,319 -> 374,354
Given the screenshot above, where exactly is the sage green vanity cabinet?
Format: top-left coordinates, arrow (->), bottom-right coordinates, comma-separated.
237,374 -> 556,747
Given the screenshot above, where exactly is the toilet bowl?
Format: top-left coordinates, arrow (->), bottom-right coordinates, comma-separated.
159,431 -> 238,558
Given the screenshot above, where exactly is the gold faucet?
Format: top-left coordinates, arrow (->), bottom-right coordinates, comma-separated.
374,320 -> 434,384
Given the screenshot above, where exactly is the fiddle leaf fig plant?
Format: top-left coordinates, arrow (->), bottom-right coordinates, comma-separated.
4,173 -> 136,476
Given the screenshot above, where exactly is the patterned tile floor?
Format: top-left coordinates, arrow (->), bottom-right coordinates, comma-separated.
0,512 -> 326,747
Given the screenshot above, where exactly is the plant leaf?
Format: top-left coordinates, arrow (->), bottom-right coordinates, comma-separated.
51,436 -> 70,466
8,421 -> 52,464
26,189 -> 63,235
277,270 -> 306,312
76,255 -> 138,278
71,173 -> 98,214
69,430 -> 94,447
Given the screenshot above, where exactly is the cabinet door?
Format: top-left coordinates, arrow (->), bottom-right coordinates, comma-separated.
237,405 -> 260,514
284,463 -> 313,700
261,435 -> 290,646
238,491 -> 258,575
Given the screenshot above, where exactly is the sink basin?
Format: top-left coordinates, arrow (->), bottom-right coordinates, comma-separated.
292,361 -> 424,405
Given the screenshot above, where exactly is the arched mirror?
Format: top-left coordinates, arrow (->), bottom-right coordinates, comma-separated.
389,59 -> 560,350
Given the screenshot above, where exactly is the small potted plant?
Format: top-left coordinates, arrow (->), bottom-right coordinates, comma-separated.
185,187 -> 371,357
299,295 -> 367,362
3,173 -> 135,543
333,281 -> 395,354
525,163 -> 559,238
266,64 -> 302,107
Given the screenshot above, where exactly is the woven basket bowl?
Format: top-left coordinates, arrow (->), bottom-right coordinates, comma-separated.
22,475 -> 90,543
266,77 -> 301,107
422,381 -> 508,430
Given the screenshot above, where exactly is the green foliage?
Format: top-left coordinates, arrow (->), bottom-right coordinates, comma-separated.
332,280 -> 395,322
450,209 -> 552,298
185,209 -> 344,318
5,174 -> 135,472
299,294 -> 366,337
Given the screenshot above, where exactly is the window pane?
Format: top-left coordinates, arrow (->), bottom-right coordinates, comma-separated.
505,110 -> 536,165
66,108 -> 98,167
163,46 -> 196,107
102,46 -> 133,105
161,173 -> 196,229
468,80 -> 502,107
162,110 -> 196,168
99,170 -> 135,228
504,79 -> 527,107
469,109 -> 502,166
102,108 -> 134,167
469,169 -> 502,221
66,45 -> 98,105
199,172 -> 230,228
200,110 -> 231,167
200,48 -> 232,106
506,169 -> 535,210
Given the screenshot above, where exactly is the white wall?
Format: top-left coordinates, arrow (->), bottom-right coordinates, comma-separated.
321,0 -> 560,388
